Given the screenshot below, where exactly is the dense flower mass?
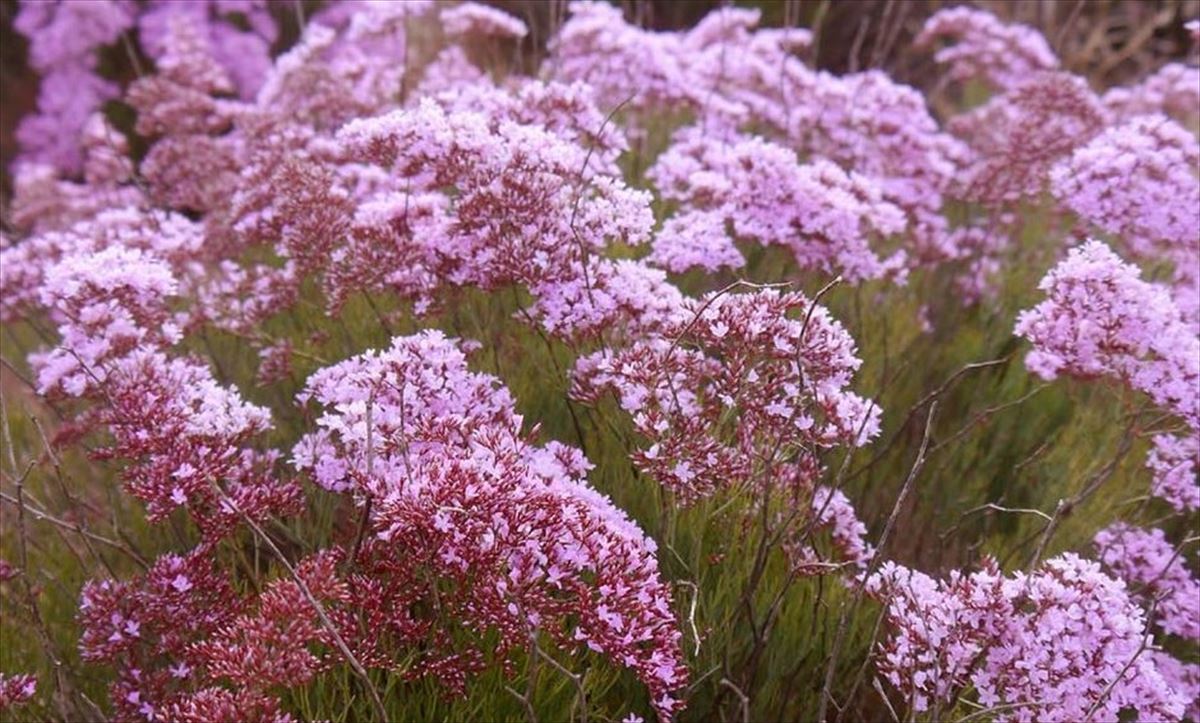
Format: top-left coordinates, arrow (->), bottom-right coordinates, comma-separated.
914,6 -> 1059,91
28,245 -> 299,531
294,332 -> 687,719
1152,652 -> 1200,723
1094,524 -> 1200,641
953,72 -> 1107,206
1015,240 -> 1199,428
1104,62 -> 1200,125
572,289 -> 880,503
787,486 -> 874,576
1051,115 -> 1200,265
32,246 -> 181,396
648,129 -> 907,282
2,1 -> 1198,721
334,94 -> 663,342
12,0 -> 134,172
867,554 -> 1187,721
1148,434 -> 1200,512
440,1 -> 528,39
77,552 -> 244,720
1050,115 -> 1200,326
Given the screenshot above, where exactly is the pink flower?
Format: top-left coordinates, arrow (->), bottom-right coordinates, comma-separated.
1094,524 -> 1200,641
1104,64 -> 1200,125
440,2 -> 527,40
0,674 -> 37,710
868,554 -> 1187,721
649,128 -> 907,283
953,72 -> 1106,206
1146,434 -> 1200,513
294,332 -> 687,719
1051,115 -> 1200,269
1015,240 -> 1199,429
915,6 -> 1058,91
572,288 -> 881,582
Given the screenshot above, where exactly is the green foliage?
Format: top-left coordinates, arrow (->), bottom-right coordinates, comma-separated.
4,216 -> 1182,722
3,93 -> 1194,719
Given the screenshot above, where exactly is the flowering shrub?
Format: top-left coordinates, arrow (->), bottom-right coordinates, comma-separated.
293,331 -> 686,718
1015,240 -> 1199,428
1050,116 -> 1200,326
914,6 -> 1059,91
954,72 -> 1107,207
572,289 -> 880,502
12,1 -> 135,172
1094,524 -> 1200,642
867,554 -> 1187,720
648,129 -> 907,282
1,2 -> 1197,722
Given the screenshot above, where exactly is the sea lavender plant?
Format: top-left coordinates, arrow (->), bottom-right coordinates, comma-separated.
867,554 -> 1188,721
3,3 -> 1199,722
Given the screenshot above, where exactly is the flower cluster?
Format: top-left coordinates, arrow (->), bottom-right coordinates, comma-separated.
783,70 -> 969,266
0,207 -> 204,324
1050,115 -> 1200,326
1104,63 -> 1200,125
1015,238 -> 1199,722
648,128 -> 906,282
1147,434 -> 1200,513
786,486 -> 874,577
12,0 -> 276,175
136,0 -> 277,101
1051,116 -> 1200,263
1094,524 -> 1200,641
336,98 -> 651,282
12,232 -> 307,715
30,245 -> 299,529
335,94 -> 676,342
0,674 -> 37,711
914,6 -> 1059,91
32,246 -> 181,397
553,2 -> 969,271
867,554 -> 1188,720
1151,652 -> 1200,722
77,552 -> 242,720
954,72 -> 1106,206
13,0 -> 134,172
186,550 -> 353,698
1092,523 -> 1200,722
294,332 -> 687,719
126,17 -> 242,214
572,289 -> 880,503
440,1 -> 528,40
1015,240 -> 1199,429
548,1 -> 694,115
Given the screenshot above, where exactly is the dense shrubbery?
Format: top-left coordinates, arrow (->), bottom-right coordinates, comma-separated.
0,2 -> 1197,721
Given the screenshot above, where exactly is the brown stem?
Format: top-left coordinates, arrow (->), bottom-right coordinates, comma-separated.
206,478 -> 387,720
819,402 -> 937,723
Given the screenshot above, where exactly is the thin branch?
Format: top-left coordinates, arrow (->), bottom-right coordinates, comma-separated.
1,391 -> 84,720
820,402 -> 937,723
0,492 -> 148,569
205,478 -> 387,720
720,678 -> 750,723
